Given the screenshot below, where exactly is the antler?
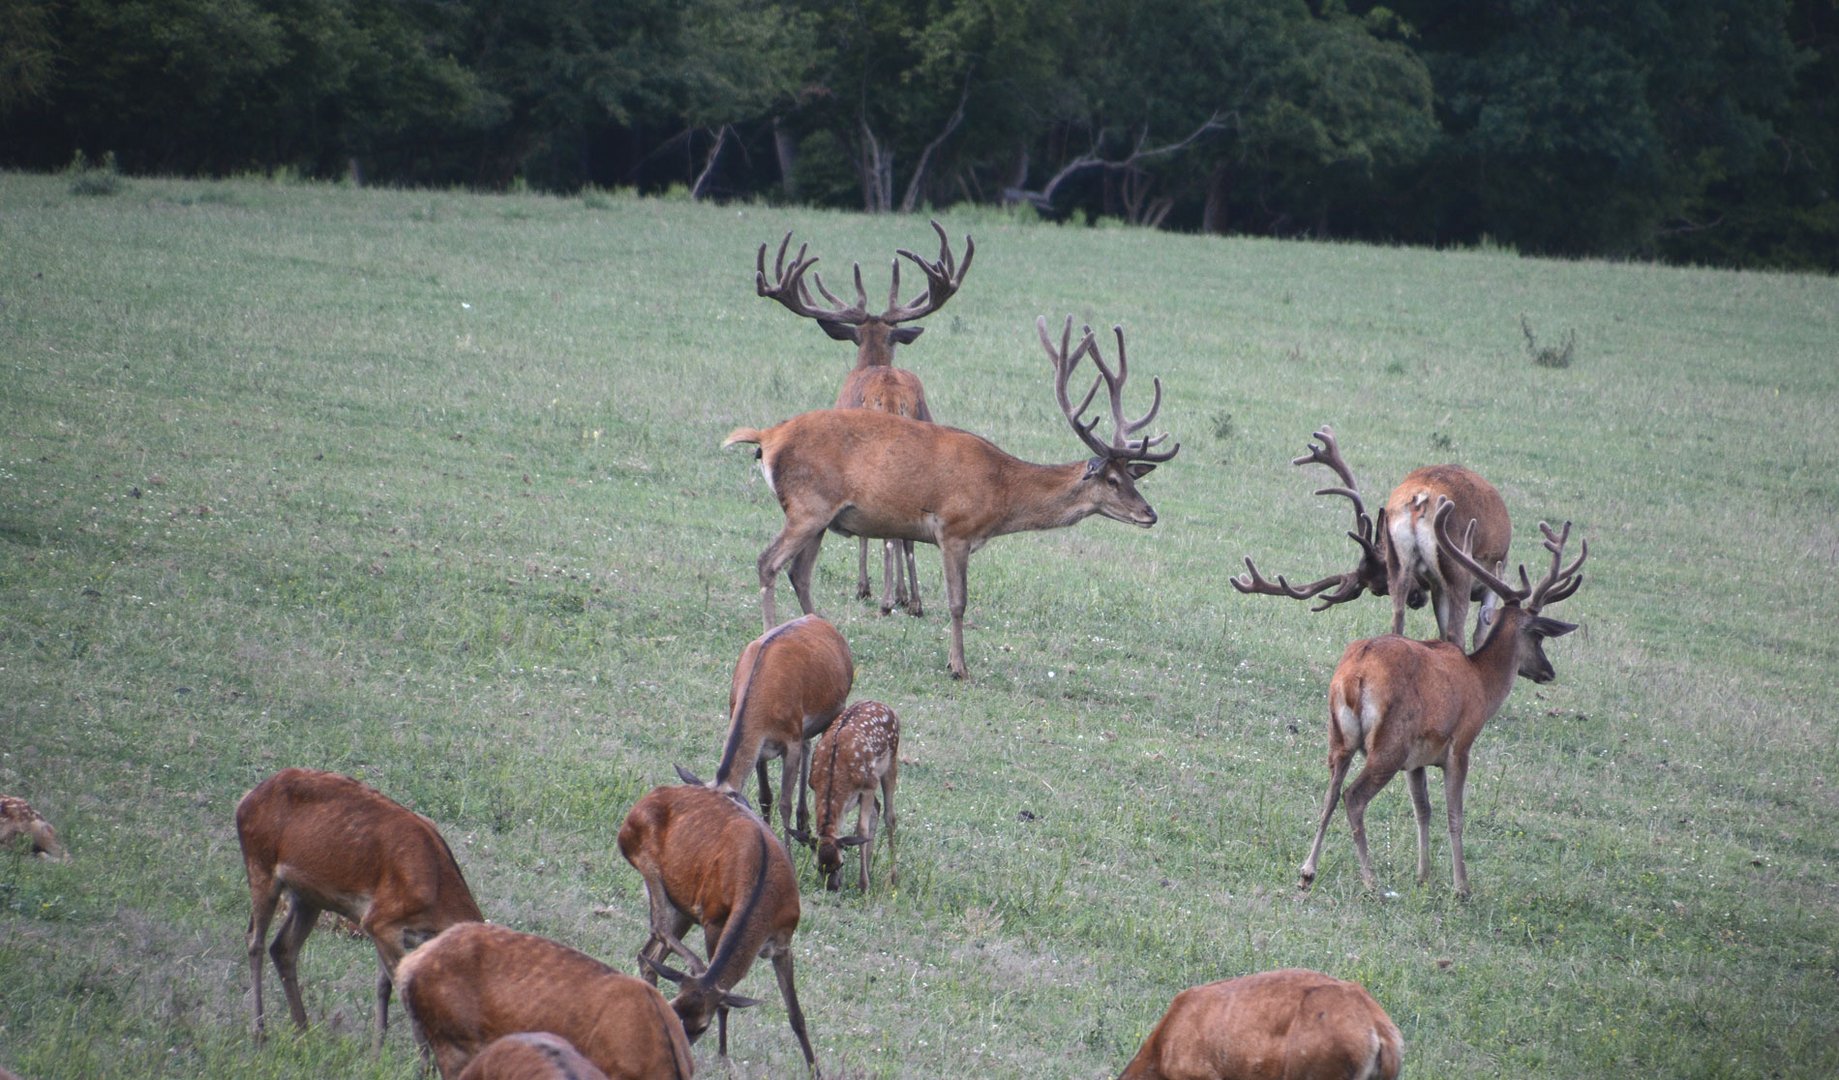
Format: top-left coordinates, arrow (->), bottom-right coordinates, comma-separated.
1293,426 -> 1384,568
755,231 -> 870,324
1229,557 -> 1366,608
1038,316 -> 1179,464
1433,498 -> 1586,612
886,220 -> 975,323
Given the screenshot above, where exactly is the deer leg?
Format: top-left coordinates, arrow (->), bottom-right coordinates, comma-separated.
880,539 -> 898,615
788,536 -> 823,617
370,949 -> 393,1051
1472,570 -> 1504,649
1407,767 -> 1434,884
640,885 -> 702,977
940,539 -> 972,679
1435,581 -> 1471,647
1444,752 -> 1473,897
1341,764 -> 1396,891
1299,752 -> 1354,890
245,877 -> 282,1042
882,771 -> 898,886
903,540 -> 923,617
780,742 -> 807,848
755,757 -> 775,834
757,523 -> 826,628
770,945 -> 818,1071
855,793 -> 878,892
857,537 -> 873,601
269,895 -> 320,1032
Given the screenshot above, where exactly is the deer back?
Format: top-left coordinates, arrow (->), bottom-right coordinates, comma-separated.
714,614 -> 853,790
836,365 -> 931,420
456,1033 -> 611,1080
1119,969 -> 1401,1080
398,922 -> 694,1080
0,796 -> 67,860
236,768 -> 481,955
1385,465 -> 1509,601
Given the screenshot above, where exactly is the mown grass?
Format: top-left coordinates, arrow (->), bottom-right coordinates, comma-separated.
1,172 -> 1836,1078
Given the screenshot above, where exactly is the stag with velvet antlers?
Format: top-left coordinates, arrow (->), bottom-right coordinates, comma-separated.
1232,426 -> 1511,648
756,221 -> 973,617
1299,499 -> 1587,896
725,315 -> 1178,678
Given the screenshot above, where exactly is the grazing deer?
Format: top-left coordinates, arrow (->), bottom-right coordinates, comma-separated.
1232,426 -> 1510,647
726,316 -> 1178,678
235,767 -> 483,1048
618,782 -> 815,1072
757,220 -> 974,617
397,922 -> 694,1080
457,1033 -> 609,1080
1119,969 -> 1402,1080
0,796 -> 68,861
808,700 -> 899,892
701,613 -> 854,849
1299,500 -> 1587,896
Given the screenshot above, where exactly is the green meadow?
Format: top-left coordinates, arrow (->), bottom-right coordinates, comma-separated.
1,171 -> 1835,1078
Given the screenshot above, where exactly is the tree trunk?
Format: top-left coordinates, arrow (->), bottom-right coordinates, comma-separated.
1203,161 -> 1231,234
772,117 -> 799,200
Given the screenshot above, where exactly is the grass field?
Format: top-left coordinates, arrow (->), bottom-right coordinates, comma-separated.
1,170 -> 1836,1078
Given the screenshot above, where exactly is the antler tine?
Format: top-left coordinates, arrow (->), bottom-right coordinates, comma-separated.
1230,557 -> 1363,606
806,261 -> 871,323
1089,325 -> 1179,463
1040,315 -> 1112,459
756,230 -> 874,325
1433,497 -> 1528,603
1292,426 -> 1361,493
1527,520 -> 1588,612
887,220 -> 975,323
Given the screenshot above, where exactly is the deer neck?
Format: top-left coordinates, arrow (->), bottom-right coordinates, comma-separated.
992,461 -> 1098,536
1465,605 -> 1528,711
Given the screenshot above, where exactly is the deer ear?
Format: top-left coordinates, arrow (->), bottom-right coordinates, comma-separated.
674,763 -> 706,787
837,834 -> 870,848
1530,616 -> 1578,639
1126,462 -> 1157,479
721,991 -> 763,1010
818,319 -> 861,343
891,325 -> 925,344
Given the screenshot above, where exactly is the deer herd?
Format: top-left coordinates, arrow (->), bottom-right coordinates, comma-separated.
5,221 -> 1593,1080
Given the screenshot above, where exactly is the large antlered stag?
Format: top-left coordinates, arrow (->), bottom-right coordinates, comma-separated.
396,922 -> 694,1080
756,221 -> 974,616
1232,426 -> 1510,647
619,782 -> 816,1072
725,316 -> 1178,678
1298,500 -> 1587,896
1118,969 -> 1402,1080
235,768 -> 483,1049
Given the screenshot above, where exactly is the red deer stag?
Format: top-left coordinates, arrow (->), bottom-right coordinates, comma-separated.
1232,426 -> 1510,647
618,782 -> 815,1072
757,221 -> 974,617
702,613 -> 854,849
808,700 -> 899,892
0,795 -> 68,861
456,1033 -> 609,1080
1119,969 -> 1402,1080
397,922 -> 694,1080
1299,500 -> 1587,896
725,315 -> 1178,678
235,767 -> 483,1048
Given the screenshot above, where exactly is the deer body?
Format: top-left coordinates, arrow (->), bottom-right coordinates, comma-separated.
1119,969 -> 1401,1080
235,767 -> 483,1048
758,222 -> 972,615
1298,504 -> 1586,895
730,316 -> 1176,679
397,922 -> 693,1080
711,613 -> 854,847
0,796 -> 67,860
809,700 -> 900,892
618,783 -> 815,1071
457,1033 -> 610,1080
1383,464 -> 1510,646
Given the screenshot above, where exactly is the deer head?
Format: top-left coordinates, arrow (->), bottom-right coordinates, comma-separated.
1039,315 -> 1179,526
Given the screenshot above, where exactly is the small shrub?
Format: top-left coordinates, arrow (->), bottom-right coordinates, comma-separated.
1430,431 -> 1454,453
1211,410 -> 1235,440
1521,314 -> 1577,368
66,151 -> 124,197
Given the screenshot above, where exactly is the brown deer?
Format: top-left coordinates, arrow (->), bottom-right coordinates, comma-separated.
0,796 -> 68,861
756,221 -> 973,618
456,1033 -> 610,1080
618,781 -> 815,1072
398,922 -> 694,1080
808,700 -> 899,892
235,767 -> 483,1048
704,613 -> 854,848
1299,500 -> 1587,896
726,316 -> 1178,678
1232,426 -> 1510,648
1118,969 -> 1402,1080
